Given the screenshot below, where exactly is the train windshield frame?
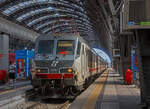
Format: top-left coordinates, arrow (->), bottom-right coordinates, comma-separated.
57,40 -> 75,55
38,40 -> 54,54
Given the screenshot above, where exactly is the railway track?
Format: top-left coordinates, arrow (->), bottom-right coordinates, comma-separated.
13,86 -> 73,109
16,98 -> 71,109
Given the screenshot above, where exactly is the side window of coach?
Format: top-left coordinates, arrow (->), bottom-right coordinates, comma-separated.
77,41 -> 81,55
82,45 -> 84,55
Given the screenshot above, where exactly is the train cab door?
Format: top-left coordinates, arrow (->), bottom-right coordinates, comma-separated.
81,44 -> 86,81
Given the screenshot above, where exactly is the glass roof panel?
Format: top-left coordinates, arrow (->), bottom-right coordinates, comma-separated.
36,20 -> 92,30
43,26 -> 74,33
35,19 -> 83,30
50,24 -> 73,31
3,0 -> 54,15
27,14 -> 68,26
28,13 -> 90,29
27,12 -> 82,26
42,22 -> 89,33
17,7 -> 86,22
2,0 -> 84,16
17,7 -> 54,21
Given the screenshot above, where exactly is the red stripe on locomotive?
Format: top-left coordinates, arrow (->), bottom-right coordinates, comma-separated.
64,73 -> 74,78
36,73 -> 62,79
36,73 -> 74,79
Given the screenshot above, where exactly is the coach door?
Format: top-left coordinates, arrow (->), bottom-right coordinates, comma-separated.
81,44 -> 86,80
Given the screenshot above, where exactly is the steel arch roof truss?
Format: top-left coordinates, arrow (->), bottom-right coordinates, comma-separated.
0,0 -> 92,35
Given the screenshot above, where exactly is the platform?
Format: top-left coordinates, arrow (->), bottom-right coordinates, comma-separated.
0,80 -> 31,94
0,80 -> 30,90
69,69 -> 140,109
0,80 -> 32,108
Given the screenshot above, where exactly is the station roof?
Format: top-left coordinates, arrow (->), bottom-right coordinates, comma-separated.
0,0 -> 91,34
0,0 -> 121,54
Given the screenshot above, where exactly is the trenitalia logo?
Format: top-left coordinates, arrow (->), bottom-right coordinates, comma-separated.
51,61 -> 59,67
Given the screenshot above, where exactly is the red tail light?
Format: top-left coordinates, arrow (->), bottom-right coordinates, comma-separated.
59,51 -> 67,55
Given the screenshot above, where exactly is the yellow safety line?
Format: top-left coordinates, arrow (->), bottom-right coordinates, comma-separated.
0,86 -> 28,96
82,70 -> 109,109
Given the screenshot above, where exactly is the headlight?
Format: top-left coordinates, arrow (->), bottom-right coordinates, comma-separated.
60,68 -> 73,73
67,68 -> 73,73
36,68 -> 49,73
37,69 -> 41,73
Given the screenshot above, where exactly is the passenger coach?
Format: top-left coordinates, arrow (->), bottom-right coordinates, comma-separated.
31,33 -> 107,98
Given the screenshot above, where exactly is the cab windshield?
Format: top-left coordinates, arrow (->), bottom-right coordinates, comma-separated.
57,40 -> 75,55
38,40 -> 54,54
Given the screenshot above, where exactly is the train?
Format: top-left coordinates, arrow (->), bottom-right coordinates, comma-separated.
31,33 -> 107,98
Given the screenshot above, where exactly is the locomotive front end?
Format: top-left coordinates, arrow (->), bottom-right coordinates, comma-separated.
31,35 -> 78,98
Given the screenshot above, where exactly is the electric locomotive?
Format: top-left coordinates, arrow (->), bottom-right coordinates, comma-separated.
31,33 -> 107,98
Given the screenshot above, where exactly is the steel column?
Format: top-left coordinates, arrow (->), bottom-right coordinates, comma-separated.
0,34 -> 9,72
